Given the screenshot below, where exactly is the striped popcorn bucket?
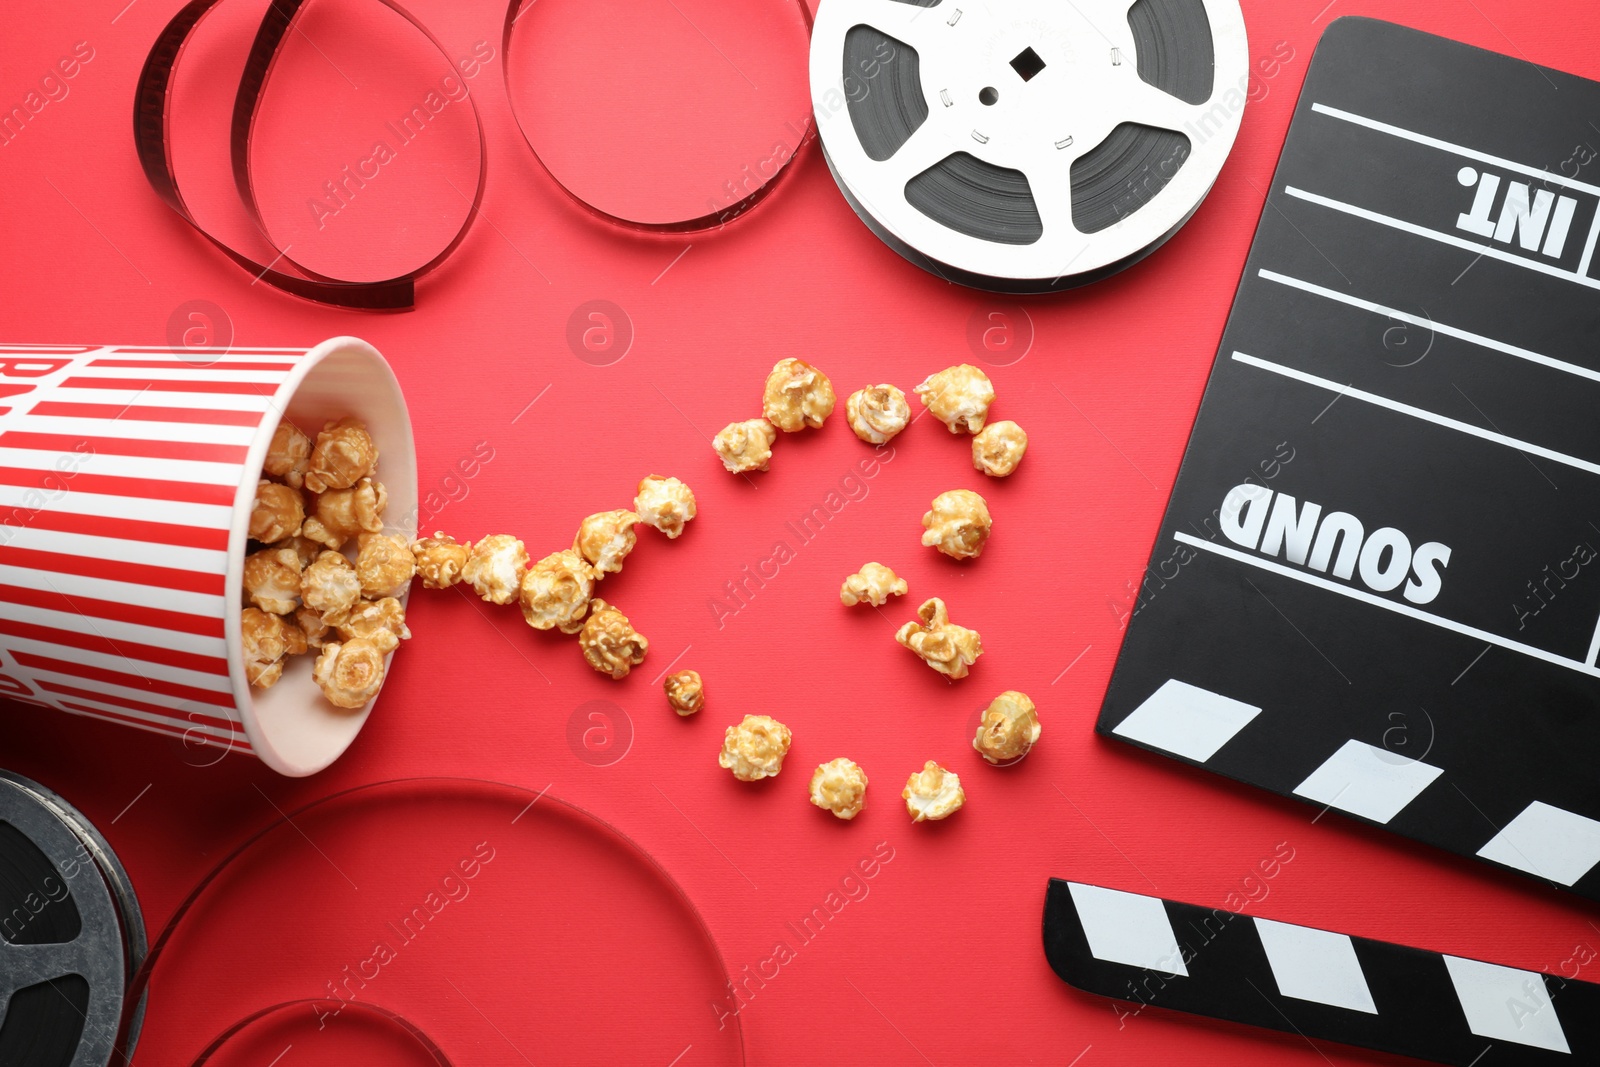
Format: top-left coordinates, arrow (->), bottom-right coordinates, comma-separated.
0,337 -> 416,775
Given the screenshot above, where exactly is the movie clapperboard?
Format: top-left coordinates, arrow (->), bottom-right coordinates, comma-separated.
1100,17 -> 1600,900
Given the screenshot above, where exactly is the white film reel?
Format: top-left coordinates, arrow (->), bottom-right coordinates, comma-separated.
811,0 -> 1249,292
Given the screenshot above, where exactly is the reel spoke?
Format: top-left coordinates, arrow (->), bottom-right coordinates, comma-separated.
849,0 -> 951,58
1121,77 -> 1205,135
875,121 -> 961,192
1029,165 -> 1080,239
0,939 -> 88,1000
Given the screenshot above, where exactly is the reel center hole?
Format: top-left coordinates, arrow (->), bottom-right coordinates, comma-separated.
979,86 -> 1000,105
1010,47 -> 1046,81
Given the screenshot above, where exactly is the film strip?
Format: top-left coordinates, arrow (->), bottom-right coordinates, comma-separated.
1098,18 -> 1600,902
134,0 -> 487,310
0,771 -> 145,1067
1044,879 -> 1600,1065
181,1001 -> 453,1065
135,0 -> 815,308
809,0 -> 1248,292
501,0 -> 815,233
120,777 -> 746,1064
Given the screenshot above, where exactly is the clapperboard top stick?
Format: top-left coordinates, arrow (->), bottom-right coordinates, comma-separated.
1099,17 -> 1600,901
1043,879 -> 1600,1066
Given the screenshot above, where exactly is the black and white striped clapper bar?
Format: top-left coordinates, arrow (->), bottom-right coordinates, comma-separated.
1044,880 -> 1600,1065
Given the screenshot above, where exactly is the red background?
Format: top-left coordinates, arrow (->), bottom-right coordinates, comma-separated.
4,0 -> 1600,1064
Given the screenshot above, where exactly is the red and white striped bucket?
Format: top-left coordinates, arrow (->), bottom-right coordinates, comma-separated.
0,337 -> 416,776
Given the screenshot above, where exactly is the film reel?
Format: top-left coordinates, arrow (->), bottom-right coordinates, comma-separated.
0,772 -> 145,1067
810,0 -> 1249,292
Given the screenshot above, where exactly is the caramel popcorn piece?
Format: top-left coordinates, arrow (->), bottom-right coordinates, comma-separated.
337,597 -> 412,655
356,532 -> 416,599
578,598 -> 648,679
296,605 -> 333,649
282,618 -> 308,658
519,549 -> 595,634
762,358 -> 836,431
312,637 -> 386,709
242,546 -> 302,615
301,550 -> 362,626
263,418 -> 311,488
973,690 -> 1041,765
573,511 -> 638,576
840,562 -> 908,608
302,476 -> 387,550
664,669 -> 704,716
972,420 -> 1028,478
274,534 -> 323,569
914,364 -> 995,434
463,534 -> 529,606
248,480 -> 304,543
303,417 -> 378,494
903,761 -> 965,822
634,476 -> 696,539
242,607 -> 297,689
921,489 -> 992,561
718,714 -> 792,781
713,418 -> 777,473
411,533 -> 471,589
810,758 -> 868,820
845,384 -> 910,445
895,597 -> 982,680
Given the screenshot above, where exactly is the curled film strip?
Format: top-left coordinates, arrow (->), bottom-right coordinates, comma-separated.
810,0 -> 1249,292
119,777 -> 745,1065
186,1001 -> 452,1066
134,0 -> 487,310
501,0 -> 815,233
136,0 -> 815,307
1044,879 -> 1600,1065
0,772 -> 146,1067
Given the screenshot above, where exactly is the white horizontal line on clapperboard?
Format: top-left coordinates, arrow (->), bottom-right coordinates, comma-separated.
1310,101 -> 1600,277
1311,103 -> 1600,197
1258,269 -> 1600,386
1230,351 -> 1600,477
1172,532 -> 1600,679
1285,186 -> 1600,288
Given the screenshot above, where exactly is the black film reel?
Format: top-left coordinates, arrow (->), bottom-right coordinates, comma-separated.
0,773 -> 145,1067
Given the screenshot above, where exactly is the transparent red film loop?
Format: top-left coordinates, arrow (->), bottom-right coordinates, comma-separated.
134,0 -> 486,309
189,1001 -> 452,1066
501,0 -> 815,233
116,778 -> 746,1066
